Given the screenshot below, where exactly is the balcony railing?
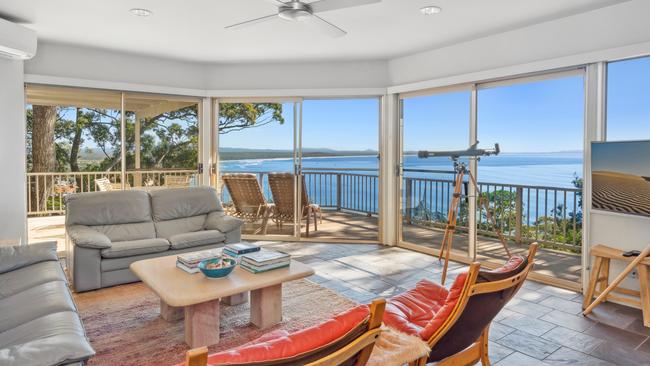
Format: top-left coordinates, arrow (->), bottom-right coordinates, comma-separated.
26,169 -> 197,216
26,167 -> 582,252
403,176 -> 582,253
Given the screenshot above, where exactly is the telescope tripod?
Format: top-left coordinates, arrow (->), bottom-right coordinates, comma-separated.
439,161 -> 512,285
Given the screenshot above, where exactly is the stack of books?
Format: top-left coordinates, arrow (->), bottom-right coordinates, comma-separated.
176,249 -> 222,274
223,243 -> 261,260
240,250 -> 291,274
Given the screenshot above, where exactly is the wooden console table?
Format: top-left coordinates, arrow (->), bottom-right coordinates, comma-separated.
582,244 -> 650,327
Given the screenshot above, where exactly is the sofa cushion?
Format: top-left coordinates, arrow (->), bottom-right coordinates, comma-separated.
102,242 -> 226,272
0,281 -> 76,333
65,190 -> 152,226
149,187 -> 222,221
202,304 -> 370,366
169,230 -> 226,250
154,215 -> 206,239
0,261 -> 66,299
0,242 -> 58,274
91,221 -> 156,242
100,238 -> 170,259
0,311 -> 95,366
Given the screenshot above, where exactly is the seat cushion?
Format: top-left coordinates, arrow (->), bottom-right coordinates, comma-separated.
101,242 -> 226,272
100,238 -> 170,259
168,230 -> 226,250
0,261 -> 66,299
201,304 -> 370,366
383,273 -> 468,341
149,187 -> 223,222
0,311 -> 95,366
154,215 -> 207,239
91,222 -> 156,243
0,281 -> 76,333
0,242 -> 58,274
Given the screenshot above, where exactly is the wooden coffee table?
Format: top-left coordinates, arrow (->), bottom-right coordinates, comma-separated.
130,253 -> 314,348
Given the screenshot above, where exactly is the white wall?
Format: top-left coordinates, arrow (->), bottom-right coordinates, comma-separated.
388,0 -> 650,88
0,58 -> 28,243
25,42 -> 388,94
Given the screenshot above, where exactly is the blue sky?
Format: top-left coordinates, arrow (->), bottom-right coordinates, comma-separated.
607,56 -> 650,141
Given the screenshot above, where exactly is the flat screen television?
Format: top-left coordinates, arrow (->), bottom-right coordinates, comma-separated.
591,140 -> 650,217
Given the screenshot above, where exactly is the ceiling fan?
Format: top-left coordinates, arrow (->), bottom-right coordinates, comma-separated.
225,0 -> 381,38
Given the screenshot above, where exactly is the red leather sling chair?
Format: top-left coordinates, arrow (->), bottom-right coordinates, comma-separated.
383,243 -> 538,366
182,299 -> 385,366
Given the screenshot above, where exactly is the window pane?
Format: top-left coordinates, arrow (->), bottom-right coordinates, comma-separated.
607,56 -> 650,141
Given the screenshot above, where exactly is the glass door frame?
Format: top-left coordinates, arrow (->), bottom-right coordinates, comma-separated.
213,97 -> 304,242
396,68 -> 588,290
299,96 -> 383,243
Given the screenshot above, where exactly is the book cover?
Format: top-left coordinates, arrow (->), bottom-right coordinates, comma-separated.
241,250 -> 290,265
224,243 -> 261,254
177,249 -> 221,265
176,260 -> 200,274
240,261 -> 290,274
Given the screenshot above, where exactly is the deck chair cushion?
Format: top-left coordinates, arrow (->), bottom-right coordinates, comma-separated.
477,255 -> 527,283
383,273 -> 468,341
200,305 -> 370,366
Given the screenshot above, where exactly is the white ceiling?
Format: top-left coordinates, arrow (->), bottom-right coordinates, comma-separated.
0,0 -> 625,63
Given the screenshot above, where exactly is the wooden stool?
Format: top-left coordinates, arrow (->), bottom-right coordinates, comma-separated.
582,244 -> 650,327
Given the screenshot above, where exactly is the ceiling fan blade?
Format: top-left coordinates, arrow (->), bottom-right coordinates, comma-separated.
262,0 -> 286,5
305,14 -> 347,38
225,14 -> 278,30
309,0 -> 381,13
0,11 -> 33,24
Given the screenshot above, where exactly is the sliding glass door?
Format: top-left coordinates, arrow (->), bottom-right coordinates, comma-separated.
399,88 -> 472,258
300,98 -> 381,241
216,99 -> 300,239
398,70 -> 586,286
476,73 -> 585,284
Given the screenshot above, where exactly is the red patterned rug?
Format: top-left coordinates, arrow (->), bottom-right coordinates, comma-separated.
73,280 -> 357,366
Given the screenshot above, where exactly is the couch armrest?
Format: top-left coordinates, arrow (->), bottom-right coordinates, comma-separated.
67,225 -> 112,249
0,241 -> 58,274
205,211 -> 244,233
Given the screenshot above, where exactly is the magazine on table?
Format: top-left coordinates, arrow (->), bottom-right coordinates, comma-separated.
240,250 -> 291,266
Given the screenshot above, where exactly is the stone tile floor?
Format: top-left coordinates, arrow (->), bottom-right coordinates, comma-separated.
259,242 -> 650,366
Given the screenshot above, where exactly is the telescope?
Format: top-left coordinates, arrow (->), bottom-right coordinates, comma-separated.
418,142 -> 500,159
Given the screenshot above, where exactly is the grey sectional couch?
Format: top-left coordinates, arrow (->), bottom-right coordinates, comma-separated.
65,187 -> 243,292
0,241 -> 95,365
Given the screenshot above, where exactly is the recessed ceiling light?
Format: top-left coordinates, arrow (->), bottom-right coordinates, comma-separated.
420,6 -> 442,15
129,8 -> 152,17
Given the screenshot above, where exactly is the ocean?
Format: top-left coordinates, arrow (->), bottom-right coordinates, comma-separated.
220,152 -> 583,189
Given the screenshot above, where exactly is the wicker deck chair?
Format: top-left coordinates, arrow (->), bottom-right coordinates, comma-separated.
95,177 -> 129,191
164,175 -> 190,187
267,172 -> 322,237
384,244 -> 538,366
221,173 -> 273,235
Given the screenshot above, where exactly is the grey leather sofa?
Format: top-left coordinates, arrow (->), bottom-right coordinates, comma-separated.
65,187 -> 243,292
0,241 -> 95,365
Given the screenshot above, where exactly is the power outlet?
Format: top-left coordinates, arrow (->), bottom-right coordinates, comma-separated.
630,270 -> 639,280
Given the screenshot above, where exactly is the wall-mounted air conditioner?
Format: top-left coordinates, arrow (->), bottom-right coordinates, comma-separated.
0,17 -> 37,60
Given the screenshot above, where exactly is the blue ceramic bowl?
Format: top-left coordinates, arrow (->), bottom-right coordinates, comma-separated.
198,258 -> 236,279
